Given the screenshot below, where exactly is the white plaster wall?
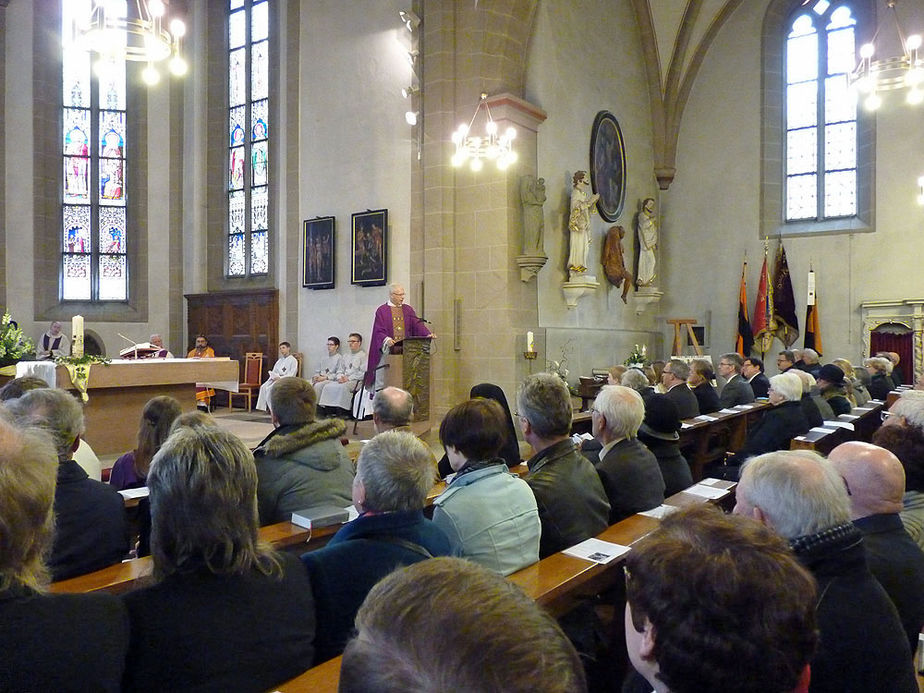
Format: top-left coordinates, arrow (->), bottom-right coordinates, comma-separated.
297,0 -> 413,373
525,0 -> 662,375
666,1 -> 924,374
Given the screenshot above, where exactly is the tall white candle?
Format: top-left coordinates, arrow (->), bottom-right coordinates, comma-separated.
527,331 -> 535,353
71,315 -> 84,358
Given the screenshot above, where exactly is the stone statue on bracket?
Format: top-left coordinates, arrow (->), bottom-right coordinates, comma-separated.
567,171 -> 598,275
516,175 -> 548,282
635,197 -> 658,287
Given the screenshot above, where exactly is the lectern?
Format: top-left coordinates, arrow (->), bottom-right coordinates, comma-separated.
380,336 -> 432,421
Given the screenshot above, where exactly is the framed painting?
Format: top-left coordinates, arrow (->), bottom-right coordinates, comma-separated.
303,216 -> 335,289
589,111 -> 627,222
351,209 -> 388,287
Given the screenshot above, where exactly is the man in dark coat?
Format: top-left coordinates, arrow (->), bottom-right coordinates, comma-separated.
661,359 -> 699,419
735,372 -> 809,462
743,356 -> 770,398
518,373 -> 610,558
591,385 -> 665,523
717,352 -> 756,407
829,442 -> 924,651
735,450 -> 917,693
301,430 -> 451,664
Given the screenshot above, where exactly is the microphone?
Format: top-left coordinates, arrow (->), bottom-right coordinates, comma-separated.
415,315 -> 432,325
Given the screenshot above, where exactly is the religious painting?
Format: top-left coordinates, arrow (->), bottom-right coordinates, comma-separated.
351,210 -> 388,287
589,111 -> 627,222
303,216 -> 335,290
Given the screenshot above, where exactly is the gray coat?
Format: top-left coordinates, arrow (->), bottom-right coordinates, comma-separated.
719,374 -> 756,407
254,419 -> 355,525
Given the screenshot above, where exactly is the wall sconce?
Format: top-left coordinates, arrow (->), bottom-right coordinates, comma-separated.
405,111 -> 419,125
402,86 -> 420,99
399,9 -> 421,32
406,49 -> 419,67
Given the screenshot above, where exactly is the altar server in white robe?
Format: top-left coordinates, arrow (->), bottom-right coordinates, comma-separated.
318,333 -> 367,415
256,341 -> 299,412
311,337 -> 343,399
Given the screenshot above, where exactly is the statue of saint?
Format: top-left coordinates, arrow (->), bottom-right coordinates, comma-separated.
602,225 -> 632,303
519,176 -> 546,255
567,171 -> 598,273
636,197 -> 658,287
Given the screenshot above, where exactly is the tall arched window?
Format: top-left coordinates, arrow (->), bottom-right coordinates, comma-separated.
61,0 -> 129,301
227,0 -> 269,277
785,2 -> 857,221
761,0 -> 873,237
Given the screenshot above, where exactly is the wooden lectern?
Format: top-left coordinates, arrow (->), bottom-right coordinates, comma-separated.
380,336 -> 432,421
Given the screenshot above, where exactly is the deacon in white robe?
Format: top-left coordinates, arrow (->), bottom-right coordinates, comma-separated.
256,341 -> 299,412
311,337 -> 343,399
318,333 -> 367,414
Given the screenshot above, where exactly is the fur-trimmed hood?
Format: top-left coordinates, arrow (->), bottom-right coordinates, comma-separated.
254,418 -> 347,463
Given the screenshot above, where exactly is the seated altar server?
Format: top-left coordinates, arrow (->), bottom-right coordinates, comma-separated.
256,341 -> 299,412
318,333 -> 366,416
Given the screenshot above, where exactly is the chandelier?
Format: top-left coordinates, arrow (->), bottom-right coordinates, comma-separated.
75,0 -> 187,86
850,0 -> 922,109
451,93 -> 517,172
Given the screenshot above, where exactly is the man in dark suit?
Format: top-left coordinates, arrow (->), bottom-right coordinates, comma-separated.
717,352 -> 756,407
743,356 -> 771,398
829,441 -> 924,652
591,385 -> 665,524
661,359 -> 699,419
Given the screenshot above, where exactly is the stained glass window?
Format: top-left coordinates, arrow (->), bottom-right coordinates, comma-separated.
227,0 -> 270,277
61,0 -> 128,301
785,1 -> 858,221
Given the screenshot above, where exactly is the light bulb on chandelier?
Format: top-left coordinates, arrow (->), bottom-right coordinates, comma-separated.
450,93 -> 517,173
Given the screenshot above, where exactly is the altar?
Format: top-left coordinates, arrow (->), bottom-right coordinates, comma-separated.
16,358 -> 239,455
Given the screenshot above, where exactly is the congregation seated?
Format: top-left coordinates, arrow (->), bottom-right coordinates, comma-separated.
0,375 -> 102,480
878,350 -> 905,387
733,372 -> 809,463
607,364 -> 627,384
816,364 -> 851,416
742,355 -> 770,398
793,369 -> 835,421
437,382 -> 522,478
734,450 -> 917,692
790,369 -> 824,427
517,373 -> 610,557
339,558 -> 587,693
301,430 -> 452,664
311,336 -> 343,399
828,441 -> 924,651
371,385 -> 414,433
318,333 -> 366,416
661,359 -> 699,419
431,398 -> 540,575
7,389 -> 126,581
624,504 -> 817,693
621,367 -> 655,400
794,347 -> 822,379
255,340 -> 299,412
590,385 -> 664,523
109,395 -> 181,491
0,416 -> 129,690
636,394 -> 692,496
717,352 -> 756,407
687,358 -> 720,414
121,426 -> 316,691
865,356 -> 895,400
872,391 -> 924,550
832,357 -> 870,406
253,376 -> 354,525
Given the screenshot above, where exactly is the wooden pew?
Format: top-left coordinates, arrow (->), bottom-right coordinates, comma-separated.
275,480 -> 737,693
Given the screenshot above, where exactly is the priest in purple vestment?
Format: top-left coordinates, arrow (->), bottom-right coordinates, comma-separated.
364,284 -> 433,386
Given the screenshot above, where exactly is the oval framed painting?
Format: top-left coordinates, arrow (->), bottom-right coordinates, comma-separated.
589,111 -> 627,222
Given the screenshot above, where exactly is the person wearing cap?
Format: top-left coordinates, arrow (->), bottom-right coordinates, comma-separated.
817,364 -> 851,416
637,394 -> 693,496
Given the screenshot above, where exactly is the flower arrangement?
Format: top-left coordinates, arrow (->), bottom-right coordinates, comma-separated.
624,343 -> 647,367
0,312 -> 35,368
547,340 -> 574,381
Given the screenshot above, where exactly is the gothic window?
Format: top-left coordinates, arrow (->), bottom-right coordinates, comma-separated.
61,0 -> 129,301
227,0 -> 269,277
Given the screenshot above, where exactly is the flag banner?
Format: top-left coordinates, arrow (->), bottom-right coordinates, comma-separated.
752,250 -> 776,355
772,242 -> 799,347
804,270 -> 822,356
736,261 -> 754,357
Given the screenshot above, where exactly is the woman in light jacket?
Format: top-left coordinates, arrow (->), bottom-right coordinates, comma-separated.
431,398 -> 540,575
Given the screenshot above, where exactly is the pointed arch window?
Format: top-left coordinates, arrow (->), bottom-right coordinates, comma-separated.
61,0 -> 129,301
227,0 -> 269,277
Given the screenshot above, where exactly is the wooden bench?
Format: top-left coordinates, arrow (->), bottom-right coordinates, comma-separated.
790,402 -> 883,455
275,480 -> 737,692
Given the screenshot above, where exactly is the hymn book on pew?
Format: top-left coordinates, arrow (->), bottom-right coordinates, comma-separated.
290,505 -> 352,530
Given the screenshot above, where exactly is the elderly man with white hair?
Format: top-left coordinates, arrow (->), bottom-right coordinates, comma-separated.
364,283 -> 433,390
828,441 -> 924,652
734,450 -> 917,693
733,372 -> 809,463
591,385 -> 664,523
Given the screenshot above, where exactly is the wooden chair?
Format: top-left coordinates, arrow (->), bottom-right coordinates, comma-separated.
294,352 -> 304,378
228,352 -> 264,411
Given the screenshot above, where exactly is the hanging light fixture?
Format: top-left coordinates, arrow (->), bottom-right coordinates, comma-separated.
75,0 -> 187,86
451,93 -> 517,172
850,0 -> 923,110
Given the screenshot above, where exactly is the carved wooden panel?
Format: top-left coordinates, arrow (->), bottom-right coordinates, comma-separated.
185,289 -> 278,381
